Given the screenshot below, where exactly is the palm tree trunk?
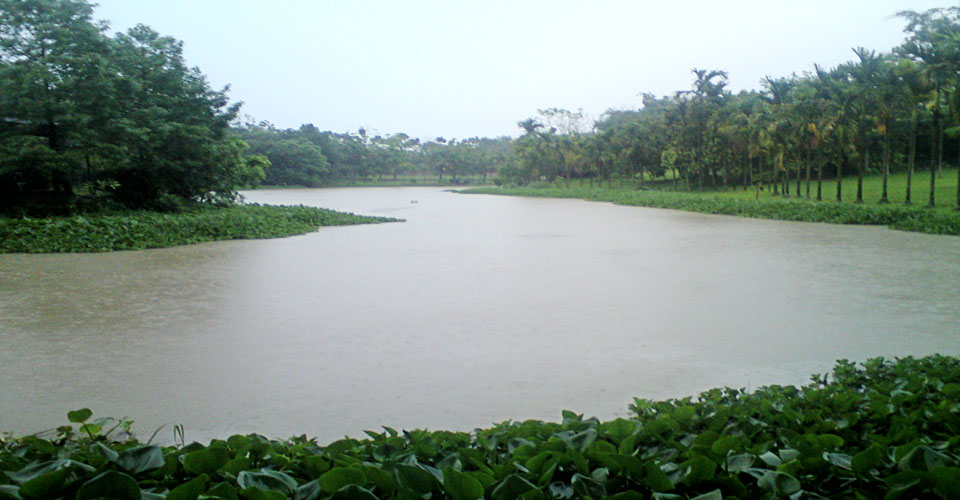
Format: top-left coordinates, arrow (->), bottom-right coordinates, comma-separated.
879,127 -> 890,204
906,107 -> 917,205
805,150 -> 811,199
856,146 -> 866,203
837,154 -> 844,202
816,158 -> 823,201
929,113 -> 938,208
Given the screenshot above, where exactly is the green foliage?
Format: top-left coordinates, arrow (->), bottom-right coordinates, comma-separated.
3,356 -> 960,499
0,204 -> 399,253
463,183 -> 960,236
0,0 -> 264,214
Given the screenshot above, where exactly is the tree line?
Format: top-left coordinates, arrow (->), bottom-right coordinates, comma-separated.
0,0 -> 266,214
3,1 -> 958,215
506,7 -> 960,209
231,121 -> 515,187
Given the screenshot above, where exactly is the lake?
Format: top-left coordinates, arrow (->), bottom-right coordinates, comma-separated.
1,187 -> 958,443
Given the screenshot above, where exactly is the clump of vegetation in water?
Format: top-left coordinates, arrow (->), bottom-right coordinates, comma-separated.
0,204 -> 399,254
462,185 -> 960,236
2,355 -> 959,499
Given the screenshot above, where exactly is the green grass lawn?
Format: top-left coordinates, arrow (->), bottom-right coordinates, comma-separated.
463,168 -> 960,236
660,168 -> 959,211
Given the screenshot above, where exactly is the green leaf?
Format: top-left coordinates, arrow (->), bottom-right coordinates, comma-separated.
329,485 -> 378,500
207,482 -> 239,500
318,468 -> 366,493
239,488 -> 286,500
852,444 -> 883,475
932,467 -> 960,500
643,461 -> 674,492
295,480 -> 321,500
18,462 -> 93,500
689,490 -> 723,500
725,454 -> 755,473
238,470 -> 298,495
442,467 -> 484,500
0,485 -> 20,500
756,470 -> 801,495
898,445 -> 953,472
395,465 -> 436,496
68,408 -> 93,424
571,473 -> 606,500
679,456 -> 716,484
95,443 -> 120,463
490,474 -> 540,500
167,474 -> 210,500
75,471 -> 142,500
600,492 -> 644,500
117,446 -> 166,474
823,452 -> 853,470
182,447 -> 231,475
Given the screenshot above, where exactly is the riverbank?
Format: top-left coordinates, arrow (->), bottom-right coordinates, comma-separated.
462,184 -> 960,236
2,355 -> 956,499
0,204 -> 399,253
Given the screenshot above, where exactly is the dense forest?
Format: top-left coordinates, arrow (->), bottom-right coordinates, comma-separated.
2,1 -> 959,215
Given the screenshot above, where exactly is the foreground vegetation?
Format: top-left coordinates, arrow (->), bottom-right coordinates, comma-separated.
464,173 -> 960,236
3,355 -> 959,499
0,205 -> 397,254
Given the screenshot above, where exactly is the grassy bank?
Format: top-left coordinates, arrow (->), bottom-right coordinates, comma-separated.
0,204 -> 399,254
462,173 -> 960,236
2,355 -> 958,499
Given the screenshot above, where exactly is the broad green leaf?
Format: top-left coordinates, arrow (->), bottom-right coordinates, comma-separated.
442,467 -> 484,500
75,471 -> 142,500
394,465 -> 435,496
725,454 -> 755,473
117,446 -> 166,474
18,462 -> 93,500
823,452 -> 853,470
0,485 -> 20,500
239,488 -> 286,500
571,473 -> 606,500
318,468 -> 367,493
756,470 -> 801,495
601,492 -> 644,500
207,482 -> 239,500
295,480 -> 321,500
68,408 -> 93,424
852,444 -> 883,475
679,456 -> 716,484
329,485 -> 378,500
689,490 -> 722,500
643,461 -> 674,492
95,443 -> 120,463
490,474 -> 539,500
182,447 -> 231,475
7,460 -> 93,485
932,467 -> 960,500
898,445 -> 953,472
167,474 -> 210,500
238,470 -> 297,495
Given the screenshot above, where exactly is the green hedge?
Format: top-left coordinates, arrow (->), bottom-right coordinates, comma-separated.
0,204 -> 399,253
2,355 -> 959,499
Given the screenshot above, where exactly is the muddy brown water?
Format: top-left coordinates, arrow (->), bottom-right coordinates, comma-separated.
1,187 -> 958,443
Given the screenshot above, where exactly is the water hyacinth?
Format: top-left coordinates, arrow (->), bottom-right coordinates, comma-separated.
2,356 -> 959,499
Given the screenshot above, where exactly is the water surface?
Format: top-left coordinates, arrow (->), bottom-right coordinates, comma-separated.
1,187 -> 958,442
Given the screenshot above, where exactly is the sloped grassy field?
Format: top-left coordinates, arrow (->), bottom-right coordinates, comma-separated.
2,356 -> 958,499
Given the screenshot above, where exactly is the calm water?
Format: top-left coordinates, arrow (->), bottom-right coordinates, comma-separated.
1,187 -> 958,443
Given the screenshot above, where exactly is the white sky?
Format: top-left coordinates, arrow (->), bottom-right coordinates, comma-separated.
93,0 -> 950,141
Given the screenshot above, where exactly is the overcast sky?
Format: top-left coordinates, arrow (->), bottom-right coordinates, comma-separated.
93,0 -> 949,141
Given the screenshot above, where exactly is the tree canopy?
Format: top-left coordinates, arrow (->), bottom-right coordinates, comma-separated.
0,0 -> 265,214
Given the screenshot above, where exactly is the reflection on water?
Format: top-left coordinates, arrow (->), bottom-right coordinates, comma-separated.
1,187 -> 959,442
